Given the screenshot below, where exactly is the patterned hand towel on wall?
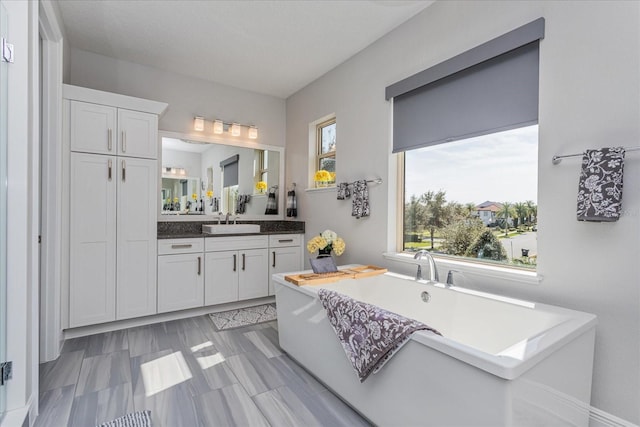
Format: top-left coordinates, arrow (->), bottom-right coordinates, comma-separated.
352,180 -> 370,219
236,194 -> 251,214
577,147 -> 625,222
286,188 -> 297,217
337,182 -> 351,200
265,188 -> 278,215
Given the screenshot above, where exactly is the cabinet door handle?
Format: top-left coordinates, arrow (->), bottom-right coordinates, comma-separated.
122,159 -> 126,182
197,256 -> 201,276
278,239 -> 294,243
233,254 -> 237,272
107,159 -> 112,181
171,244 -> 192,249
107,128 -> 113,151
242,253 -> 246,271
121,130 -> 126,153
272,251 -> 276,268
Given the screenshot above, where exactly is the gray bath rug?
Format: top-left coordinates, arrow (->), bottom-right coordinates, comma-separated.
97,410 -> 151,427
209,303 -> 277,331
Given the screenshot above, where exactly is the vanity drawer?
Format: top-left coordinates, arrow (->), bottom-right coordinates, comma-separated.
205,235 -> 269,252
158,238 -> 204,255
269,234 -> 302,248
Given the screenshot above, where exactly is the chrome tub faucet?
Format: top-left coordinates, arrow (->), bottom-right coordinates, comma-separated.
413,250 -> 439,282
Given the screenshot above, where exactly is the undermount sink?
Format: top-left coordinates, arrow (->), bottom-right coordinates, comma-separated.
202,224 -> 261,234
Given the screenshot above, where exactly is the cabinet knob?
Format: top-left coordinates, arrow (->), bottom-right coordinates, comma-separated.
107,158 -> 112,181
242,253 -> 246,271
197,256 -> 201,276
233,254 -> 237,272
121,130 -> 126,153
272,251 -> 276,268
107,128 -> 113,151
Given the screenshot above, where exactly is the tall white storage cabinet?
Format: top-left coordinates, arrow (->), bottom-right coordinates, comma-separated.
65,85 -> 167,328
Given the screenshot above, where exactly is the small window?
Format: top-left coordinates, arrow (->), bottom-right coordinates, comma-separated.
316,118 -> 336,177
402,125 -> 538,269
254,149 -> 269,192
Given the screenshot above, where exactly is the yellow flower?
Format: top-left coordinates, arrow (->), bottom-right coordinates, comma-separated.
333,237 -> 346,256
206,190 -> 214,198
256,181 -> 267,191
329,172 -> 336,182
192,193 -> 198,200
306,236 -> 328,253
314,170 -> 331,182
173,197 -> 178,203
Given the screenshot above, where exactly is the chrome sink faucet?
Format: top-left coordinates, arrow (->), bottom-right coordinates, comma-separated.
414,250 -> 439,282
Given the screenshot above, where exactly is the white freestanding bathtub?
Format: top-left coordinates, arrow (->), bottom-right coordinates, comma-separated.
274,270 -> 597,426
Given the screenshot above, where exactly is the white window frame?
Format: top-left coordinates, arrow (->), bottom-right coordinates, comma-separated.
394,138 -> 541,286
307,113 -> 336,190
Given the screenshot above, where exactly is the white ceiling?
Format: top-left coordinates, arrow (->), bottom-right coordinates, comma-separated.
56,0 -> 434,98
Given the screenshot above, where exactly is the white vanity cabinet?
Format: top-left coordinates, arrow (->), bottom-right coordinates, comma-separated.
268,234 -> 303,296
157,238 -> 205,313
66,85 -> 167,328
204,236 -> 269,305
70,100 -> 158,159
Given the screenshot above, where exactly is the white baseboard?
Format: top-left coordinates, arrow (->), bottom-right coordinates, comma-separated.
63,296 -> 275,339
590,406 -> 638,427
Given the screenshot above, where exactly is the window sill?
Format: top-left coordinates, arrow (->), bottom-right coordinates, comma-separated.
382,252 -> 542,286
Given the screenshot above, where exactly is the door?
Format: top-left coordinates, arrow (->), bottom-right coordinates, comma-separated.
238,248 -> 268,300
117,109 -> 158,159
0,2 -> 8,416
69,153 -> 117,327
269,246 -> 301,296
116,157 -> 157,319
204,251 -> 238,305
69,100 -> 116,155
157,254 -> 203,313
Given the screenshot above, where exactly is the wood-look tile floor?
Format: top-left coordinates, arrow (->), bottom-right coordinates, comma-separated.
36,315 -> 371,427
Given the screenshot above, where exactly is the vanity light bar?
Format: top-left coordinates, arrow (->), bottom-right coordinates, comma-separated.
164,167 -> 186,176
194,116 -> 258,139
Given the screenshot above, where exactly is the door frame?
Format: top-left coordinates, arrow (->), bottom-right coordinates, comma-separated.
38,0 -> 64,363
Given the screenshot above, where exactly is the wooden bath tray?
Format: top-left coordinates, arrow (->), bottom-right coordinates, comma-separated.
284,265 -> 387,286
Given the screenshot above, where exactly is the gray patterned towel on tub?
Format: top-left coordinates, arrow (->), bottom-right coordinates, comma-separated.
317,288 -> 441,382
577,147 -> 625,222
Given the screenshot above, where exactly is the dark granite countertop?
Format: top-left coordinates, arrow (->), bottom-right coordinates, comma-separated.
157,220 -> 305,240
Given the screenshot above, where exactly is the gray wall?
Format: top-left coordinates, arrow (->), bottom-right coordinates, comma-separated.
286,1 -> 639,423
69,47 -> 286,148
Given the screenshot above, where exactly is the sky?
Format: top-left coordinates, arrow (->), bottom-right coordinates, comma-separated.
404,125 -> 538,205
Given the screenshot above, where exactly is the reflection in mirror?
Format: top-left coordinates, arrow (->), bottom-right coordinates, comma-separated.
160,136 -> 282,219
161,175 -> 200,214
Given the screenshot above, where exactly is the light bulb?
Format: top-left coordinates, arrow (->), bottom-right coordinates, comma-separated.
248,126 -> 258,139
194,116 -> 205,132
213,120 -> 224,134
230,123 -> 241,137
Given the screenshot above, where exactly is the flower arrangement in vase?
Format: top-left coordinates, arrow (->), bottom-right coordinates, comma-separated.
314,170 -> 336,188
307,229 -> 346,258
256,181 -> 267,194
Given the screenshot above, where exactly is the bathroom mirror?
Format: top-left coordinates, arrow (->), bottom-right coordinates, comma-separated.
159,131 -> 284,220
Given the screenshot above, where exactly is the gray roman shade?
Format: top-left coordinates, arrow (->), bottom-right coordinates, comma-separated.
220,154 -> 239,187
387,18 -> 545,153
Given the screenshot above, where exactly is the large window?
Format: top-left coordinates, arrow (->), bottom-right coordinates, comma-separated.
387,19 -> 544,271
316,118 -> 336,175
403,125 -> 538,269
